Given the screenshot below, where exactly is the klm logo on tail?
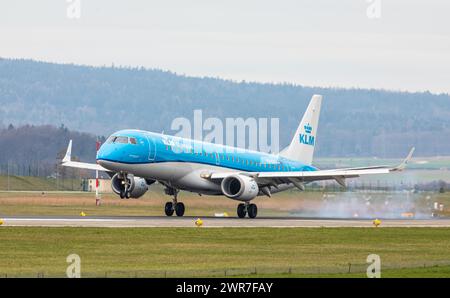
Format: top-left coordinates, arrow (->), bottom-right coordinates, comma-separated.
299,123 -> 314,146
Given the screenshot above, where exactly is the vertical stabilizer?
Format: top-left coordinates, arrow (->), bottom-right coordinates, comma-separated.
279,95 -> 322,165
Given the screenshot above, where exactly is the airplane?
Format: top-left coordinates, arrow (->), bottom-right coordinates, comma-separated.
62,94 -> 414,218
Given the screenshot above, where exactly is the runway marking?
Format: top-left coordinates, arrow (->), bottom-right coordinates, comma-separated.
1,216 -> 450,228
4,218 -> 130,222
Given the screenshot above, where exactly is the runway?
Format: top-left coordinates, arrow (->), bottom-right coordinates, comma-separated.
1,215 -> 450,228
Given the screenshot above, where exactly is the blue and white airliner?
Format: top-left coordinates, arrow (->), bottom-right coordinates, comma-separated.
62,95 -> 414,218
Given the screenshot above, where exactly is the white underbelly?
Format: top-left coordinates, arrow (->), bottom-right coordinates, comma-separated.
100,160 -> 240,193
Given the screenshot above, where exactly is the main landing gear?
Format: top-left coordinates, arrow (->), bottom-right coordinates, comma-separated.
164,187 -> 185,217
237,202 -> 258,219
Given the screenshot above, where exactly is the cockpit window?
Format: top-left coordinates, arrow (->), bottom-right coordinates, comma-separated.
106,136 -> 129,144
130,137 -> 137,144
115,136 -> 129,144
106,136 -> 117,144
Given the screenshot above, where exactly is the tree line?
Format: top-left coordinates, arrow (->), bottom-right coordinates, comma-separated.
0,124 -> 103,177
1,58 -> 449,157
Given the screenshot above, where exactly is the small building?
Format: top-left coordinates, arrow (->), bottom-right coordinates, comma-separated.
82,178 -> 112,193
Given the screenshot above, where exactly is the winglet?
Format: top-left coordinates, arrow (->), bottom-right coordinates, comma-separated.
392,147 -> 415,171
333,176 -> 347,188
62,140 -> 73,163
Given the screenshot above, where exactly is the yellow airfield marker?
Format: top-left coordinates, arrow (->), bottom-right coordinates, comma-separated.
195,218 -> 203,227
80,211 -> 86,217
0,219 -> 3,226
373,218 -> 381,227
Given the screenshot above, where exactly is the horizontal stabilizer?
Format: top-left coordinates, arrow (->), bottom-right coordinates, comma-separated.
61,140 -> 109,172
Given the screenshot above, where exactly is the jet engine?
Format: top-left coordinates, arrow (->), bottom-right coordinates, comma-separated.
111,173 -> 152,199
220,174 -> 259,201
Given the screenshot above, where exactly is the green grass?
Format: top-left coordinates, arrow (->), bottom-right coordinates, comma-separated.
0,175 -> 82,191
0,227 -> 449,277
236,265 -> 450,278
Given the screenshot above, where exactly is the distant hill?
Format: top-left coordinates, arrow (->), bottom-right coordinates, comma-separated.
0,58 -> 449,157
0,124 -> 101,177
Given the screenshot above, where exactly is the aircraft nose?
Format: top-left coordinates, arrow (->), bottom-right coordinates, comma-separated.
96,144 -> 110,161
96,143 -> 123,164
96,148 -> 112,170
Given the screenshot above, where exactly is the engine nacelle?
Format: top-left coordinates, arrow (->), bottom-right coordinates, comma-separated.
111,173 -> 149,199
221,174 -> 259,201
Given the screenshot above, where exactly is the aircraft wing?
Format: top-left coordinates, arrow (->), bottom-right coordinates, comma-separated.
296,146 -> 415,174
61,140 -> 110,172
208,147 -> 415,188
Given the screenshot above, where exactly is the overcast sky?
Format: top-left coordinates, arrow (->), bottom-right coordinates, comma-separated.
1,0 -> 449,93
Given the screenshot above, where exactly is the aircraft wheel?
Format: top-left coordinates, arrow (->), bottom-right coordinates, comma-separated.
125,191 -> 131,199
119,191 -> 125,199
237,203 -> 247,218
175,202 -> 185,217
165,202 -> 174,216
248,204 -> 258,219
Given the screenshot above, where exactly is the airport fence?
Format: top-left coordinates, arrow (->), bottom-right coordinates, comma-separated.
1,260 -> 450,278
0,174 -> 447,193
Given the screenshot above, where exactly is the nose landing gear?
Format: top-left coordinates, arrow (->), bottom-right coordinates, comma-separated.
237,202 -> 258,218
118,172 -> 132,199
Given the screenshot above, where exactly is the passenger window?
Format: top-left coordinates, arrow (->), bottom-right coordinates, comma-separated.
129,138 -> 137,145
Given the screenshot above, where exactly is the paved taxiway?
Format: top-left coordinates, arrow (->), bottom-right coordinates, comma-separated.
1,215 -> 450,228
